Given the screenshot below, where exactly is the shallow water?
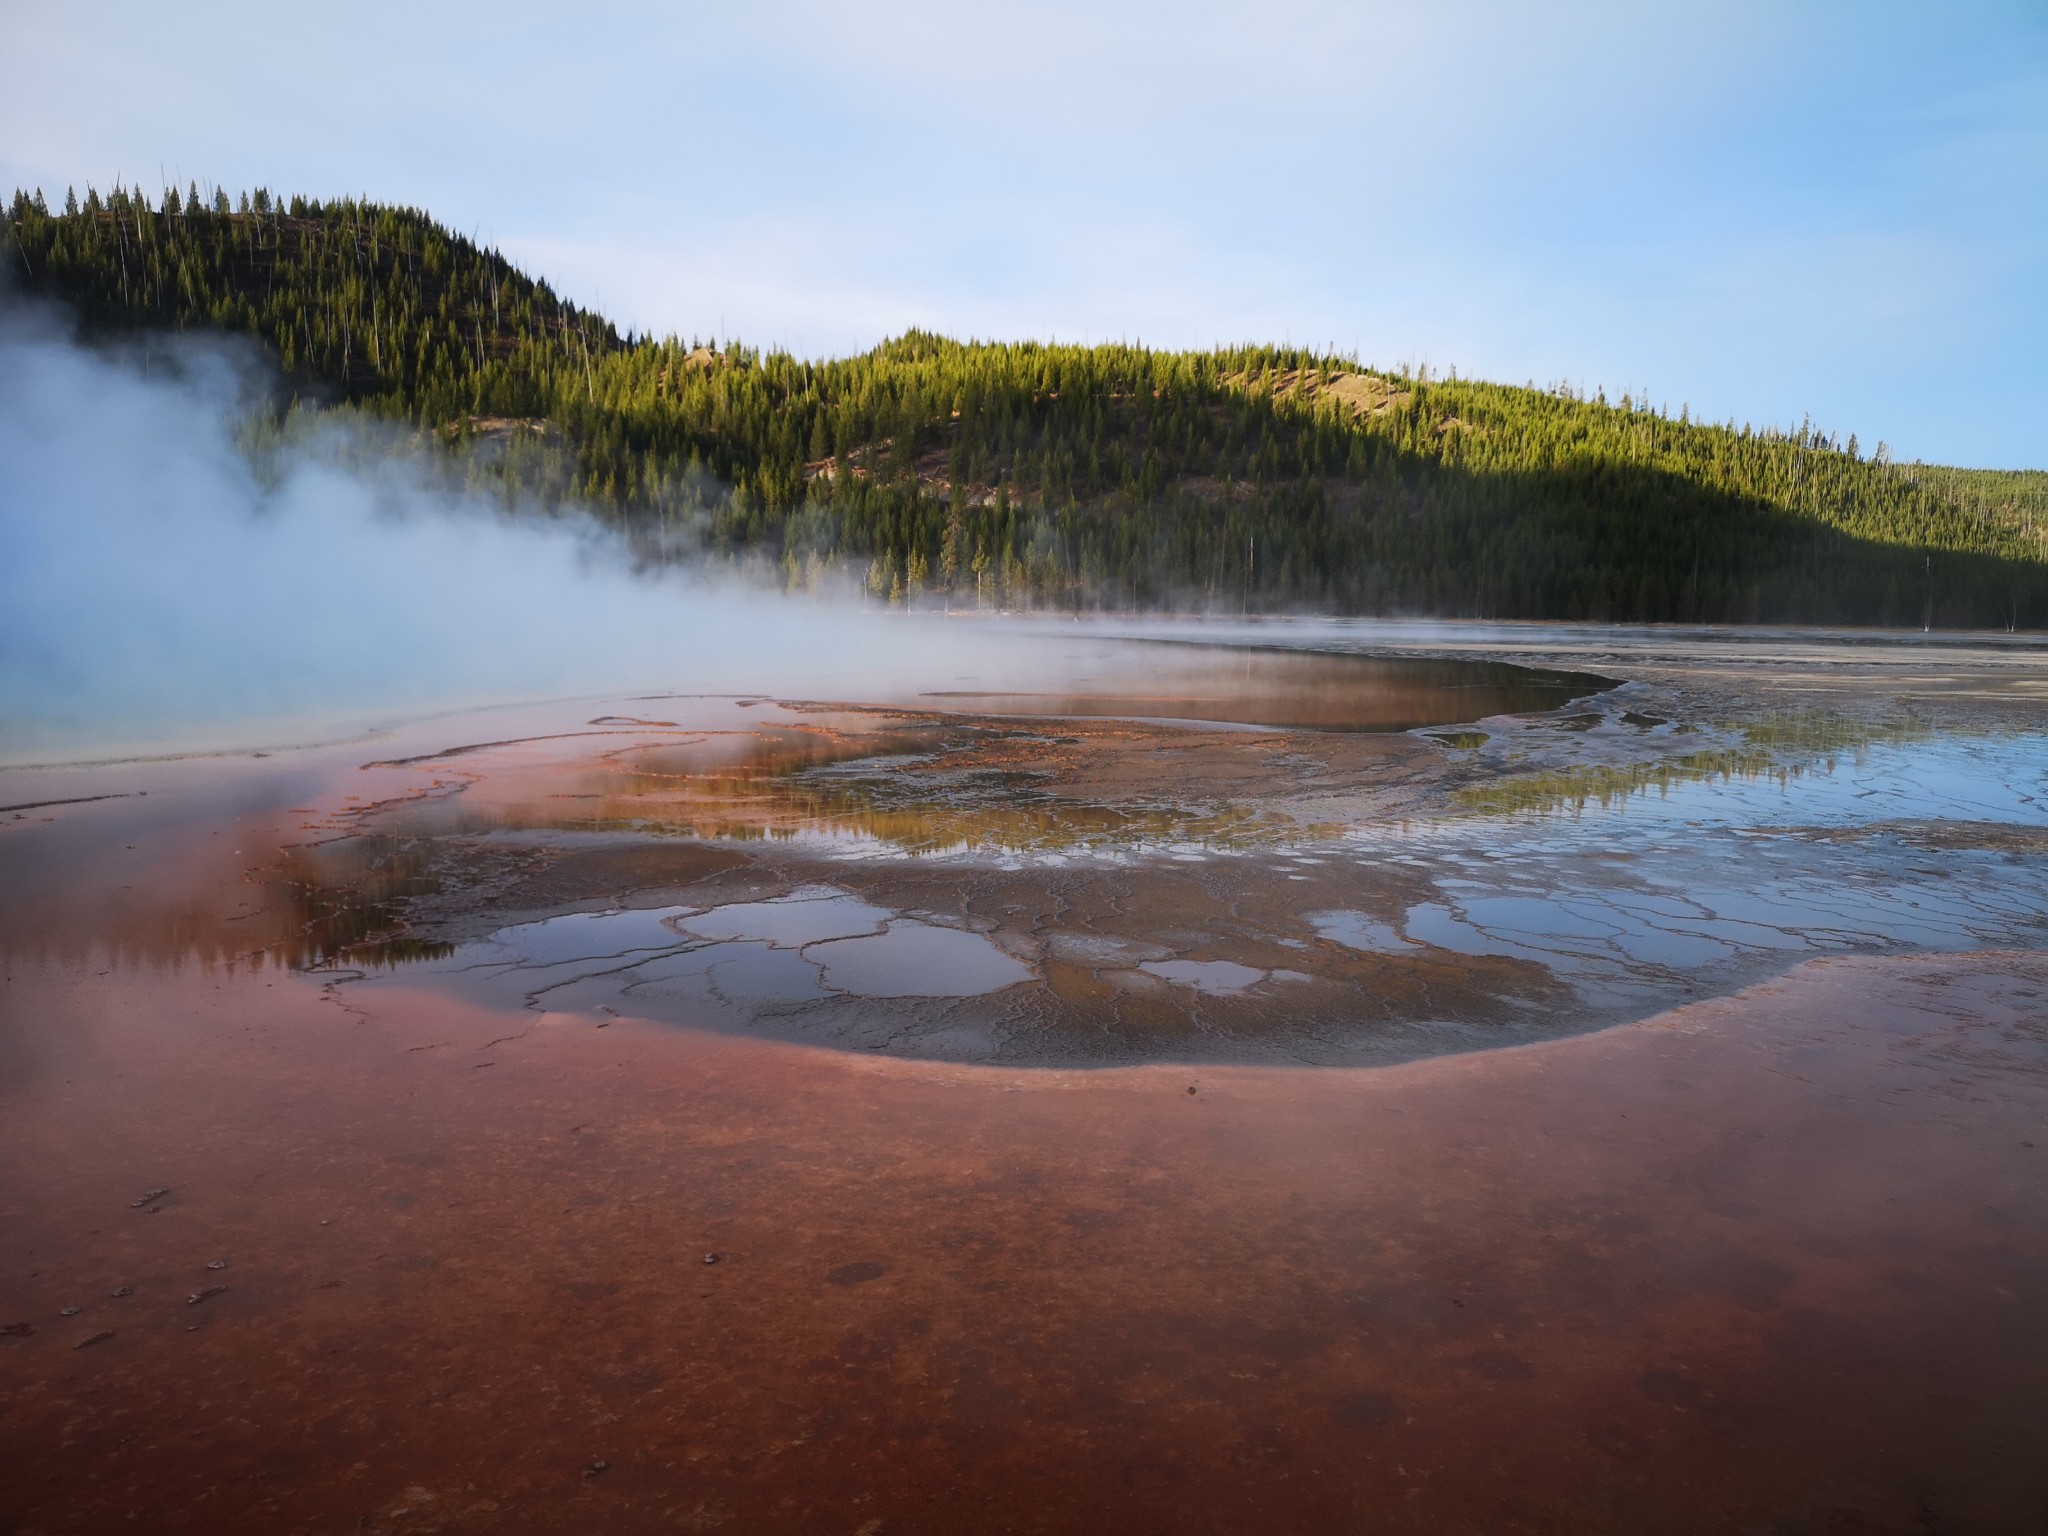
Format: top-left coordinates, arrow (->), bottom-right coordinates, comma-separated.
917,644 -> 1609,730
674,889 -> 891,947
1335,726 -> 2048,1015
6,622 -> 2048,1533
807,922 -> 1034,997
229,666 -> 2042,1066
1462,729 -> 2047,827
10,634 -> 2038,1059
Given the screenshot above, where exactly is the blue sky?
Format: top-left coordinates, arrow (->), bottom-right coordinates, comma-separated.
4,0 -> 2043,468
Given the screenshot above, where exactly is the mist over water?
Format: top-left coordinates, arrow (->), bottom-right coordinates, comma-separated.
0,307 -> 960,762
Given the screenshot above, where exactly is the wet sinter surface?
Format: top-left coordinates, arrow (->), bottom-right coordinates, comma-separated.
4,636 -> 2045,1065
286,660 -> 2048,1063
3,623 -> 2048,1532
4,952 -> 2046,1534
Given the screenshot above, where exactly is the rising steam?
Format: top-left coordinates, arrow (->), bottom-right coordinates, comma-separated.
0,304 -> 978,763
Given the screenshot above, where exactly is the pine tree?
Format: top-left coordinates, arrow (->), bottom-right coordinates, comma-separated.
3,184 -> 2043,628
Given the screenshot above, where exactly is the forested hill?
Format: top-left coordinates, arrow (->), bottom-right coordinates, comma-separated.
8,183 -> 2047,628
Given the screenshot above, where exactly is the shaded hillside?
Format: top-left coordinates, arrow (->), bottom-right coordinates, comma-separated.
8,183 -> 2046,627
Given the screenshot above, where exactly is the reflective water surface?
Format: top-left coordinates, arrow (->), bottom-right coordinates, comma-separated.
294,687 -> 2048,1064
917,644 -> 1611,730
7,636 -> 2042,1066
5,622 -> 2048,1533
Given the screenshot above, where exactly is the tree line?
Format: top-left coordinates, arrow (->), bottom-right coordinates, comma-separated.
8,182 -> 2046,627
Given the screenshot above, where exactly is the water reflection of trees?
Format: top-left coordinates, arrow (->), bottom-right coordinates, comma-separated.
1454,712 -> 1937,816
275,839 -> 455,969
4,835 -> 454,974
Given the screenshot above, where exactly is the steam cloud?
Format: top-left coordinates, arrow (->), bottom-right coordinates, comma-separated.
0,306 -> 978,762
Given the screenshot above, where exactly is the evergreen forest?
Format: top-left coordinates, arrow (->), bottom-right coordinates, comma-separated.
9,183 -> 2047,628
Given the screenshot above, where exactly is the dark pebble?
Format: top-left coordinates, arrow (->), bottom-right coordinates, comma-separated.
583,1459 -> 610,1482
187,1285 -> 228,1306
111,1287 -> 133,1298
131,1188 -> 170,1208
74,1330 -> 116,1349
206,1260 -> 228,1271
60,1306 -> 82,1317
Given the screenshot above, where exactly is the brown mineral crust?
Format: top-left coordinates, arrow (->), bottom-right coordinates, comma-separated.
2,951 -> 2044,1533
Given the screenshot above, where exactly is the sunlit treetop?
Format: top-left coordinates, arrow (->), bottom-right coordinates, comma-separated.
8,185 -> 2047,628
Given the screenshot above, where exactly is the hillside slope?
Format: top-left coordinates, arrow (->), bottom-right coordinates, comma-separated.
8,184 -> 2046,627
